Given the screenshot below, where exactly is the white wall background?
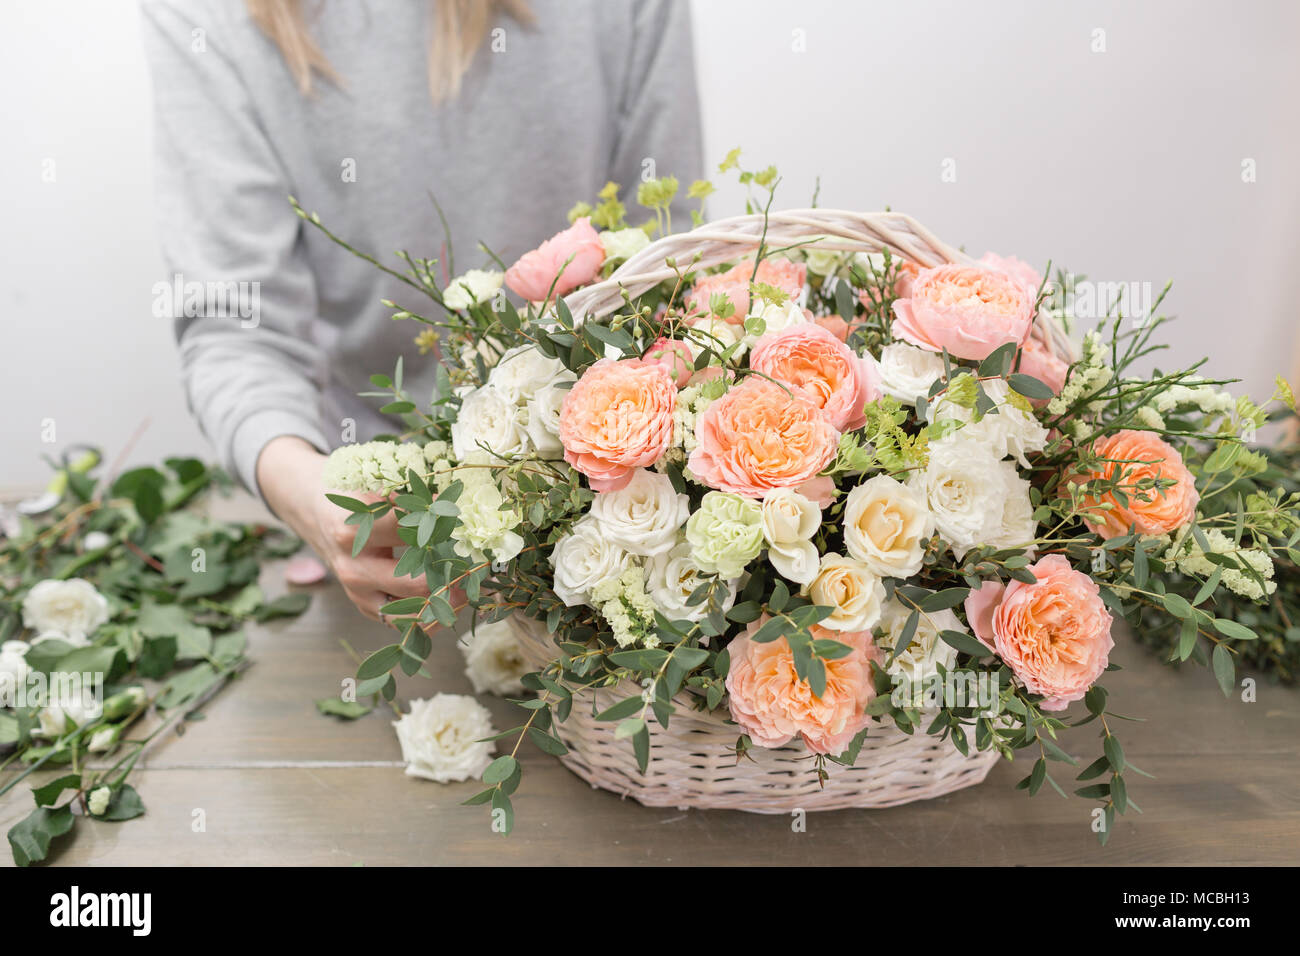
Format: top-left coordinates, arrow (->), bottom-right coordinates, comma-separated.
3,0 -> 1298,487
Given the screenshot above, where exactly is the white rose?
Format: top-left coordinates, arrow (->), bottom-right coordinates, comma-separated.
524,382 -> 569,459
686,317 -> 745,361
646,541 -> 739,624
22,579 -> 108,640
459,618 -> 529,696
451,385 -> 531,462
550,516 -> 630,607
87,786 -> 112,816
599,227 -> 651,262
803,553 -> 886,632
760,488 -> 822,585
928,378 -> 1049,466
803,240 -> 849,278
37,697 -> 103,739
487,344 -> 573,405
590,469 -> 689,558
458,335 -> 505,372
875,598 -> 960,686
442,268 -> 504,311
987,465 -> 1038,554
910,437 -> 1015,558
0,640 -> 30,699
842,474 -> 935,579
745,298 -> 809,345
853,251 -> 888,277
392,694 -> 496,783
877,342 -> 946,405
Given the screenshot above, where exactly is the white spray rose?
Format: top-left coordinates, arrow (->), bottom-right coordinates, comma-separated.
599,227 -> 651,262
36,697 -> 103,739
745,298 -> 809,344
451,384 -> 531,462
460,618 -> 529,696
987,465 -> 1038,554
877,342 -> 946,405
686,317 -> 745,361
875,598 -> 961,687
550,516 -> 630,607
0,640 -> 30,698
803,553 -> 886,632
590,468 -> 689,558
842,474 -> 935,579
524,382 -> 570,459
22,579 -> 108,641
910,437 -> 1016,559
646,541 -> 740,624
392,694 -> 496,783
486,344 -> 573,405
442,269 -> 504,311
928,378 -> 1049,467
759,488 -> 822,585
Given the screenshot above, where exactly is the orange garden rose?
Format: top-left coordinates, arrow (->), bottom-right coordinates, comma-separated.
1076,430 -> 1199,539
725,618 -> 879,753
964,555 -> 1113,710
749,323 -> 882,431
688,377 -> 840,498
891,264 -> 1035,361
685,257 -> 807,324
558,358 -> 677,492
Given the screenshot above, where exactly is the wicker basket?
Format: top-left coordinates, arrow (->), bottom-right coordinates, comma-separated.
520,209 -> 1075,813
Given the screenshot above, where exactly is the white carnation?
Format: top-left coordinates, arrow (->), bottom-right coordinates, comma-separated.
452,385 -> 531,462
910,437 -> 1016,558
460,618 -> 529,696
928,378 -> 1048,466
760,488 -> 822,585
451,473 -> 524,564
645,541 -> 739,624
877,342 -> 946,406
442,269 -> 504,311
550,516 -> 630,607
486,344 -> 573,405
590,468 -> 689,558
22,579 -> 108,641
392,694 -> 496,783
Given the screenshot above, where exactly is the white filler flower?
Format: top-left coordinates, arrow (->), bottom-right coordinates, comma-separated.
21,579 -> 108,641
392,694 -> 497,783
460,618 -> 529,696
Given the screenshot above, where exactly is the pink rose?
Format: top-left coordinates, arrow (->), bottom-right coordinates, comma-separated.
1018,336 -> 1069,399
749,323 -> 881,431
504,216 -> 606,303
725,618 -> 879,754
688,377 -> 839,498
891,264 -> 1035,361
979,251 -> 1043,298
558,358 -> 677,492
963,555 -> 1113,711
685,258 -> 807,324
643,337 -> 693,388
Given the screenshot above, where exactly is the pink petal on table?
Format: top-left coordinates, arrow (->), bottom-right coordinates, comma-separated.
285,555 -> 328,586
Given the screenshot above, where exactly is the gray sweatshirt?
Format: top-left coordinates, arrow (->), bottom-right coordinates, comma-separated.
141,0 -> 702,495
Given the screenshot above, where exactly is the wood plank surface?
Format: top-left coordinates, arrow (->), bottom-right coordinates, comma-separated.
2,493 -> 1298,866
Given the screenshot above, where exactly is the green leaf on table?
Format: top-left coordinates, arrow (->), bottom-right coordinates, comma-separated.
32,774 -> 82,808
252,593 -> 311,621
8,805 -> 75,867
137,635 -> 177,679
156,663 -> 222,711
315,698 -> 373,720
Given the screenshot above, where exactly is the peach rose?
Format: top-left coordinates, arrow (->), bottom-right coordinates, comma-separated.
643,337 -> 693,388
504,216 -> 606,302
979,251 -> 1043,298
688,377 -> 839,498
891,264 -> 1035,361
685,258 -> 807,324
963,555 -> 1113,710
813,313 -> 851,342
750,323 -> 882,431
1075,430 -> 1199,539
558,358 -> 677,492
725,618 -> 879,753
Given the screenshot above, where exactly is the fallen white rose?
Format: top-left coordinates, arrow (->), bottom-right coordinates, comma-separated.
392,694 -> 497,784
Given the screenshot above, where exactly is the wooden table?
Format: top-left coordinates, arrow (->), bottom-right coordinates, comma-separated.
4,493 -> 1299,866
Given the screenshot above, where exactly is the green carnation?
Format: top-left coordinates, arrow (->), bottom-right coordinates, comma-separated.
685,492 -> 763,578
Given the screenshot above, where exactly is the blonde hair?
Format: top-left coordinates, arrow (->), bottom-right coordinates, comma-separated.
246,0 -> 535,101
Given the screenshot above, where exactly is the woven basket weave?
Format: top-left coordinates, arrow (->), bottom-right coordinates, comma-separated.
521,209 -> 1075,813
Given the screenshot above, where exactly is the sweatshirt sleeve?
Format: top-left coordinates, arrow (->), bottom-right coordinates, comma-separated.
607,0 -> 705,228
141,0 -> 331,498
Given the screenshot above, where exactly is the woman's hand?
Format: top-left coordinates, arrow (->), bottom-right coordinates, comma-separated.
256,436 -> 430,622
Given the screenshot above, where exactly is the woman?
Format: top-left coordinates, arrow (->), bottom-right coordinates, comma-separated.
142,0 -> 703,619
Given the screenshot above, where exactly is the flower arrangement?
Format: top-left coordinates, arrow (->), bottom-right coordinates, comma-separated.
304,151 -> 1299,842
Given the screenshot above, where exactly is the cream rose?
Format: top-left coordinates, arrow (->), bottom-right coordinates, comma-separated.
877,342 -> 946,405
460,618 -> 529,696
646,541 -> 740,624
760,488 -> 822,585
803,553 -> 886,632
451,384 -> 531,462
550,516 -> 631,607
590,468 -> 689,558
21,579 -> 108,640
392,694 -> 497,783
842,474 -> 935,578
